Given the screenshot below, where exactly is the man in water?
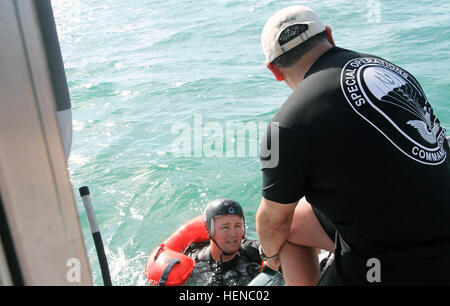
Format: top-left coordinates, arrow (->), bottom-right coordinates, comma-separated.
256,5 -> 450,285
184,199 -> 271,286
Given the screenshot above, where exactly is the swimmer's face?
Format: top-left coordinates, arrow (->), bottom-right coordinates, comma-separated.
213,215 -> 244,253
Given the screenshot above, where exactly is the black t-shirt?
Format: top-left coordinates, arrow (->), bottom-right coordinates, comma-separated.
260,47 -> 450,285
184,239 -> 262,286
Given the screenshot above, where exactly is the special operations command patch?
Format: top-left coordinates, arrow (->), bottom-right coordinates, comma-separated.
341,57 -> 447,165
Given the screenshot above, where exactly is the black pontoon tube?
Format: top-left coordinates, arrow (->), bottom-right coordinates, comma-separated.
35,0 -> 72,160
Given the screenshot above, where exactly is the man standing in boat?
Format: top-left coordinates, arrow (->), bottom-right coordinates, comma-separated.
255,5 -> 450,285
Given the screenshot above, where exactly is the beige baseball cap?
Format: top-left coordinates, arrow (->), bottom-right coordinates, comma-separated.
261,5 -> 326,63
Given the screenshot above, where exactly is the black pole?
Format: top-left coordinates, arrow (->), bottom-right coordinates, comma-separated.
79,186 -> 112,286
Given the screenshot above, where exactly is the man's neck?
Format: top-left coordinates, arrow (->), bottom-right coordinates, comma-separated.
210,244 -> 238,262
213,253 -> 235,262
283,42 -> 333,90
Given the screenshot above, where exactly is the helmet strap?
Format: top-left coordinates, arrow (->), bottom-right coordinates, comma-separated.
210,237 -> 235,261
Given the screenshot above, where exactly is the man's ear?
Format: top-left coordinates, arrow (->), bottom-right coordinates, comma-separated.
266,62 -> 284,81
325,25 -> 335,47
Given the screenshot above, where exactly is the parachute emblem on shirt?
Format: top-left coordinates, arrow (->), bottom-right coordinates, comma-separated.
364,67 -> 441,145
341,58 -> 447,165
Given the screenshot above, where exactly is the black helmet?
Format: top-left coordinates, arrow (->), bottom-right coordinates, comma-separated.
204,199 -> 245,237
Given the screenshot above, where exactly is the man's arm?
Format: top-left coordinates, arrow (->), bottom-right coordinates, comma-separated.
256,196 -> 298,261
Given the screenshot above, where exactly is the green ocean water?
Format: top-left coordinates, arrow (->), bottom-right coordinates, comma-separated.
51,0 -> 450,285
